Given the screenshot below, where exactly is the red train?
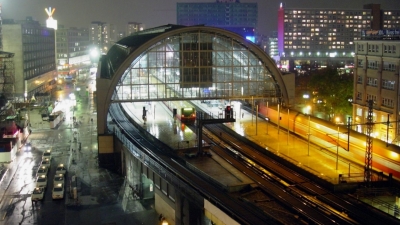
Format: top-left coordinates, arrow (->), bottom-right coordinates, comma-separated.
181,108 -> 196,122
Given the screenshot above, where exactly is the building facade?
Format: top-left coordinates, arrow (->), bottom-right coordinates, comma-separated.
353,36 -> 400,145
176,0 -> 257,38
0,51 -> 15,100
268,31 -> 278,58
126,22 -> 144,36
277,4 -> 400,72
2,18 -> 56,100
89,21 -> 118,54
56,26 -> 90,77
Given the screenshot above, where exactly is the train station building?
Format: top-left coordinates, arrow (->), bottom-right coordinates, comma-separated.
96,24 -> 292,225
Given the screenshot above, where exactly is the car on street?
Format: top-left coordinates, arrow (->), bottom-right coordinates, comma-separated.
52,183 -> 64,199
55,164 -> 67,175
37,166 -> 48,176
36,175 -> 48,189
23,142 -> 32,152
31,187 -> 44,202
53,173 -> 64,186
40,158 -> 51,169
42,149 -> 52,161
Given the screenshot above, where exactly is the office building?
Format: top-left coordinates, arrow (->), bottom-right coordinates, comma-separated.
56,26 -> 90,77
268,31 -> 278,58
126,22 -> 144,36
277,4 -> 400,72
2,17 -> 56,101
353,33 -> 400,145
89,21 -> 118,54
177,0 -> 257,38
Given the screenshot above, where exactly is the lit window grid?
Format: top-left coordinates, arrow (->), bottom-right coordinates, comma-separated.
382,10 -> 400,28
113,33 -> 278,101
282,9 -> 371,57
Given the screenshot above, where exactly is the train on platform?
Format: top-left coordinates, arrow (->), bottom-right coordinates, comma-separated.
181,107 -> 196,122
261,106 -> 400,180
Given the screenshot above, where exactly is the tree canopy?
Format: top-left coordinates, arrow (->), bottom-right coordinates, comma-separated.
308,67 -> 353,120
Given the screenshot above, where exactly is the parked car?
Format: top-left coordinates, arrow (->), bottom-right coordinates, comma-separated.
53,174 -> 64,186
35,175 -> 48,189
37,166 -> 48,176
42,150 -> 52,161
55,164 -> 67,175
31,187 -> 44,202
52,183 -> 64,199
40,158 -> 51,169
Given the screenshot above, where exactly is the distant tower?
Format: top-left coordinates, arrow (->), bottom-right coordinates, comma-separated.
277,3 -> 284,57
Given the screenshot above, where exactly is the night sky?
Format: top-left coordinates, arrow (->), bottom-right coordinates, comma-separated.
1,0 -> 399,35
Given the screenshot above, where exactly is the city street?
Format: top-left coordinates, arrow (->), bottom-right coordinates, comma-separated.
0,73 -> 159,225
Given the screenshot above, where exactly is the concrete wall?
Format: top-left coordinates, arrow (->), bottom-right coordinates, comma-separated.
155,190 -> 176,225
204,199 -> 240,225
2,24 -> 23,94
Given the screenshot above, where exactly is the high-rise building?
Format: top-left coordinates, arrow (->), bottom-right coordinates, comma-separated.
176,0 -> 257,38
56,26 -> 90,77
353,34 -> 400,145
277,3 -> 400,72
126,22 -> 144,36
2,17 -> 56,101
89,21 -> 118,54
268,31 -> 278,58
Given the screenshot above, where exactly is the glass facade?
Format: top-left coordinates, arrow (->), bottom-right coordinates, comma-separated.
113,32 -> 278,102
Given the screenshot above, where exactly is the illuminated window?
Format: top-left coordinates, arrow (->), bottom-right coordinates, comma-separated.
366,77 -> 378,86
382,79 -> 395,90
382,98 -> 394,108
357,76 -> 363,84
356,92 -> 362,100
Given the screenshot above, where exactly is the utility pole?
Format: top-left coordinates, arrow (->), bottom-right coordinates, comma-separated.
365,100 -> 373,186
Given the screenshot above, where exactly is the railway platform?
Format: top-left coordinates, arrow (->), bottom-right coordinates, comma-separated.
122,100 -> 400,219
124,101 -> 364,185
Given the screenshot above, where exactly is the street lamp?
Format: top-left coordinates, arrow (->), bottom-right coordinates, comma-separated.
335,117 -> 341,125
336,126 -> 340,170
307,114 -> 311,156
307,105 -> 312,115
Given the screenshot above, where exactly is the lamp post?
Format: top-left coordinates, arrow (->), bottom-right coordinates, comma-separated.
287,108 -> 290,144
336,126 -> 340,170
256,105 -> 258,135
307,114 -> 311,156
277,103 -> 280,134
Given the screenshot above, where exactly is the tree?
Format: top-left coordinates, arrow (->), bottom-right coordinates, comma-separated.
308,67 -> 353,121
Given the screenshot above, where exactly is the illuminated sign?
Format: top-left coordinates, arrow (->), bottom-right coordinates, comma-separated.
45,7 -> 55,19
45,7 -> 57,30
246,36 -> 255,43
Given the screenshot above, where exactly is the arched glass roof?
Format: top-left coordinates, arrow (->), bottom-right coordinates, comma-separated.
96,25 -> 289,134
100,25 -> 285,103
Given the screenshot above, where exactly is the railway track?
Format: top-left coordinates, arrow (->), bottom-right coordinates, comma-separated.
112,103 -> 279,225
201,123 -> 399,225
